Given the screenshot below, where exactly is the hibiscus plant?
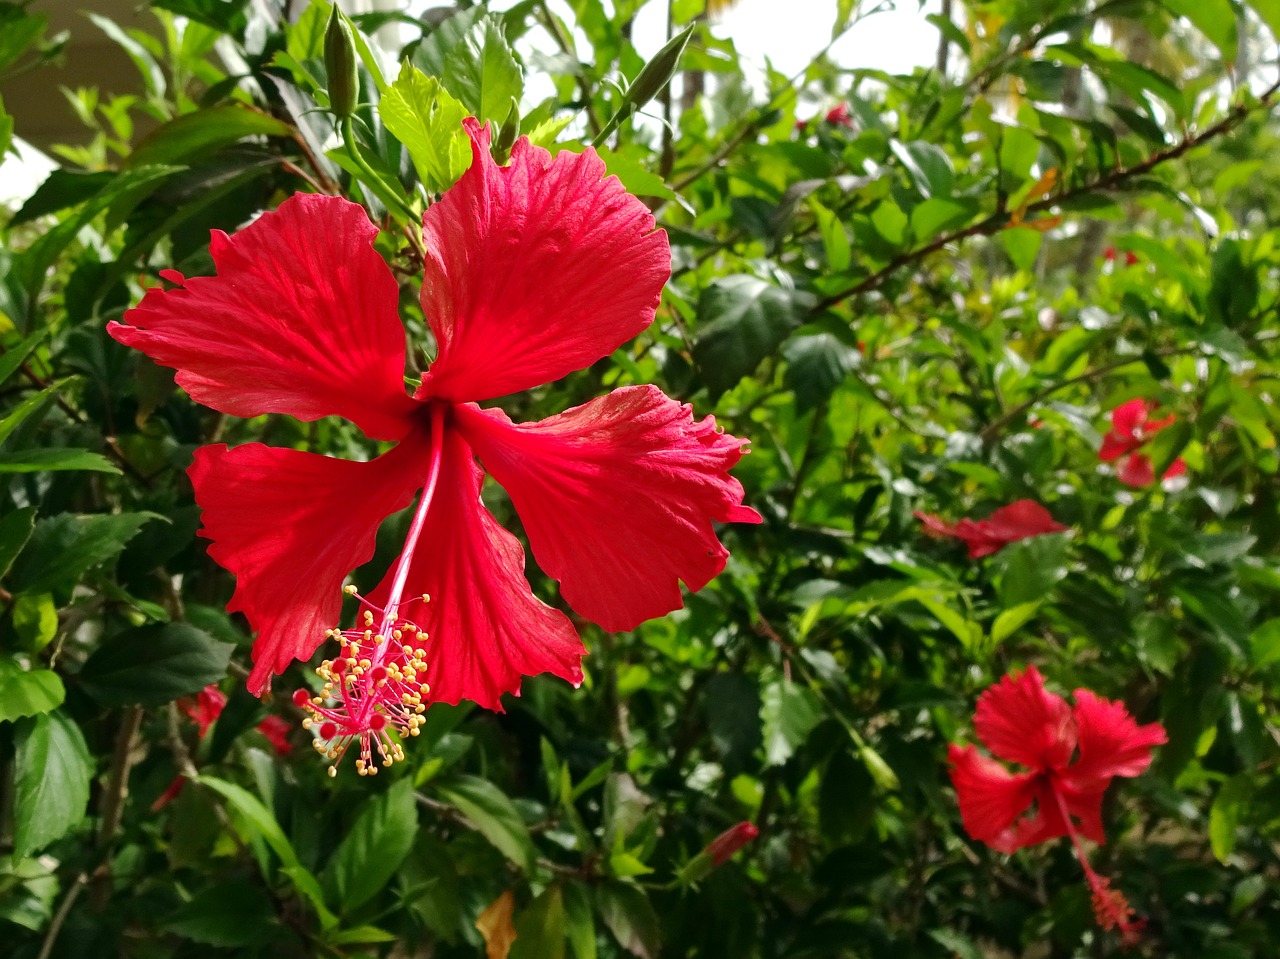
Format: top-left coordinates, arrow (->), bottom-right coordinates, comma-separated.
1,1 -> 1280,957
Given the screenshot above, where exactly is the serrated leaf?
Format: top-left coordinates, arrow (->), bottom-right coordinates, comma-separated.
321,778 -> 418,914
442,16 -> 523,125
13,711 -> 92,858
0,657 -> 64,721
9,512 -> 159,595
760,679 -> 822,766
379,62 -> 471,194
435,774 -> 536,873
79,623 -> 234,707
693,275 -> 809,395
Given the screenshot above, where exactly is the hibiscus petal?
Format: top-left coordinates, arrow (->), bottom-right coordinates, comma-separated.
415,120 -> 670,403
1065,689 -> 1167,787
1098,429 -> 1137,462
109,194 -> 419,441
915,510 -> 959,541
974,665 -> 1076,771
947,744 -> 1039,849
1110,398 -> 1150,438
453,386 -> 761,632
189,440 -> 426,694
1116,453 -> 1155,487
981,500 -> 1069,542
365,426 -> 586,711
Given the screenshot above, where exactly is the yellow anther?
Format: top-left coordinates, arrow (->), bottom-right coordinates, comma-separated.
328,766 -> 337,778
343,584 -> 358,595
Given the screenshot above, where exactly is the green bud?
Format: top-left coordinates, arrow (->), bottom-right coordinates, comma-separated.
495,97 -> 520,160
593,23 -> 695,146
324,4 -> 359,119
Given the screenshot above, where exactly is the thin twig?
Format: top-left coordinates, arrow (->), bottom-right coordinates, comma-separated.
37,872 -> 88,959
812,76 -> 1280,315
98,706 -> 144,848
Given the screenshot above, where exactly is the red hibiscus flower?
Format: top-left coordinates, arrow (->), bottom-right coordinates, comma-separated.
256,715 -> 295,757
109,119 -> 759,774
824,103 -> 853,127
948,666 -> 1166,946
1098,398 -> 1186,487
178,684 -> 227,738
914,500 -> 1068,559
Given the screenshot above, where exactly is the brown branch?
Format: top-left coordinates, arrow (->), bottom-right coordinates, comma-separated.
98,706 -> 144,848
36,872 -> 88,959
812,76 -> 1280,316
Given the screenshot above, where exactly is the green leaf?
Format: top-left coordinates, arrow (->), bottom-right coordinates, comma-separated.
1000,225 -> 1043,271
0,328 -> 49,386
10,512 -> 159,595
13,711 -> 93,858
0,657 -> 65,721
321,779 -> 418,915
782,329 -> 861,411
0,93 -> 13,160
441,15 -> 524,125
1163,0 -> 1238,62
434,774 -> 537,873
126,105 -> 292,170
10,170 -> 115,226
0,505 -> 36,580
198,776 -> 303,870
379,62 -> 471,194
889,140 -> 954,198
760,679 -> 822,766
14,164 -> 179,303
592,145 -> 676,201
79,623 -> 234,707
87,13 -> 166,97
909,196 -> 976,242
990,601 -> 1042,647
693,275 -> 810,395
1209,775 -> 1252,863
152,0 -> 249,34
0,7 -> 47,73
510,884 -> 567,959
0,448 -> 120,474
563,882 -> 597,959
412,6 -> 487,77
1250,618 -> 1280,668
596,882 -> 661,959
1249,0 -> 1280,37
165,881 -> 279,947
12,592 -> 57,650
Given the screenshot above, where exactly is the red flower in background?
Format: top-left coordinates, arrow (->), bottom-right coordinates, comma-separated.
948,666 -> 1166,946
256,715 -> 295,757
1102,246 -> 1139,266
824,103 -> 853,127
178,684 -> 226,738
110,119 -> 759,774
915,500 -> 1068,558
1098,398 -> 1186,487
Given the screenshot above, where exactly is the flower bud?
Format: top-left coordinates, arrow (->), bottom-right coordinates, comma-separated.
324,4 -> 359,119
706,821 -> 759,866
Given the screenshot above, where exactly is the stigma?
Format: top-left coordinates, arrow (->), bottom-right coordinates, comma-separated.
293,587 -> 431,776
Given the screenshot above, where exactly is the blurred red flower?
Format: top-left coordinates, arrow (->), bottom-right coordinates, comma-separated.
914,500 -> 1067,558
1098,398 -> 1186,487
948,666 -> 1166,945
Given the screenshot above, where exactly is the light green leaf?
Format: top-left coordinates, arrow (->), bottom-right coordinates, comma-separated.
379,62 -> 471,194
510,884 -> 567,959
0,449 -> 120,475
126,105 -> 293,169
760,679 -> 822,766
0,657 -> 64,721
1209,775 -> 1252,863
13,710 -> 92,858
11,593 -> 57,650
990,602 -> 1042,647
441,15 -> 524,125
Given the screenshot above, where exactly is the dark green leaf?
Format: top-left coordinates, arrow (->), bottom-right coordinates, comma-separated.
434,774 -> 536,872
165,881 -> 279,947
10,170 -> 115,226
0,505 -> 36,580
0,448 -> 120,475
693,275 -> 809,395
79,623 -> 234,707
321,779 -> 418,914
10,512 -> 159,595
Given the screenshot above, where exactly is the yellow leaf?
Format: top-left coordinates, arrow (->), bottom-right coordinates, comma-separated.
476,890 -> 518,959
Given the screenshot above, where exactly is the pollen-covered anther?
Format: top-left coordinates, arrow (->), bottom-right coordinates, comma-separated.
295,613 -> 432,777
